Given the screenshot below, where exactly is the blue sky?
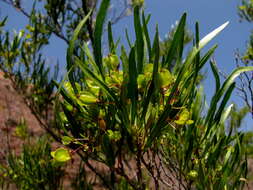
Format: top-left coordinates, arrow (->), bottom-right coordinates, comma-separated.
0,0 -> 252,129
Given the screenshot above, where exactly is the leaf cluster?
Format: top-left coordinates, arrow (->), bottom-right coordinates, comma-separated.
52,1 -> 252,189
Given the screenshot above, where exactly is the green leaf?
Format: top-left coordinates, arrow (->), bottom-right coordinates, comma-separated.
207,137 -> 225,166
0,17 -> 7,27
51,148 -> 71,162
141,26 -> 159,120
62,136 -> 73,145
107,130 -> 121,141
125,29 -> 132,48
121,46 -> 129,80
210,60 -> 221,94
194,22 -> 200,65
199,21 -> 229,49
188,170 -> 198,179
175,108 -> 194,125
142,11 -> 152,62
164,13 -> 186,68
104,54 -> 120,70
206,66 -> 253,126
79,93 -> 98,104
134,6 -> 144,74
132,0 -> 144,7
81,42 -> 100,73
102,134 -> 115,166
156,68 -> 174,88
217,66 -> 253,101
75,58 -> 116,101
75,57 -> 130,128
66,10 -> 92,93
108,21 -> 115,53
152,25 -> 160,78
199,45 -> 217,69
214,82 -> 235,124
145,19 -> 227,147
224,146 -> 234,164
183,21 -> 229,72
54,80 -> 80,110
128,47 -> 138,123
94,0 -> 110,76
220,104 -> 234,124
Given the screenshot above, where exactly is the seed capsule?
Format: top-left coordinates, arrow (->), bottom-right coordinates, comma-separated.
98,117 -> 106,131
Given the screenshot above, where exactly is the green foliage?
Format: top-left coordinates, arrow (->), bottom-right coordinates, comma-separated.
14,118 -> 29,139
228,104 -> 250,130
0,137 -> 64,190
132,0 -> 145,7
1,1 -> 253,189
70,162 -> 93,190
236,0 -> 253,121
0,16 -> 58,123
52,3 -> 252,189
238,0 -> 253,22
51,147 -> 71,163
242,132 -> 253,154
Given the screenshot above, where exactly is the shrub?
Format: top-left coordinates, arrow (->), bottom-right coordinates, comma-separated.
0,136 -> 64,190
51,2 -> 253,189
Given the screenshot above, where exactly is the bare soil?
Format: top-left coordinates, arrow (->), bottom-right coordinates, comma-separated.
0,72 -> 42,160
0,72 -> 108,189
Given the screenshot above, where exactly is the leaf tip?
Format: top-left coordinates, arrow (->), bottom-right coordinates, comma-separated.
222,21 -> 229,28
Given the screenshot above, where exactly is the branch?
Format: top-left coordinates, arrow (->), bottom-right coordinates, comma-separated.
81,0 -> 95,46
217,55 -> 253,118
0,0 -> 69,44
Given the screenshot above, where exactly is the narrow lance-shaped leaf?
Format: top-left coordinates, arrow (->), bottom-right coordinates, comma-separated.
128,48 -> 138,123
152,25 -> 160,88
75,57 -> 130,127
182,22 -> 200,104
204,61 -> 221,125
61,103 -> 84,138
183,21 -> 229,72
181,46 -> 218,104
164,13 -> 186,68
120,46 -> 130,108
66,10 -> 92,93
142,11 -> 152,62
108,21 -> 115,53
195,22 -> 200,63
125,28 -> 132,48
217,66 -> 253,101
53,80 -> 86,115
102,134 -> 115,166
134,5 -> 144,74
141,25 -> 159,120
121,46 -> 129,80
198,45 -> 217,69
80,42 -> 100,73
175,22 -> 229,106
220,104 -> 234,124
75,57 -> 117,102
146,21 -> 230,149
210,60 -> 221,93
0,16 -> 7,27
207,137 -> 226,166
93,0 -> 110,76
214,82 -> 235,124
205,66 -> 253,126
53,68 -> 77,107
199,21 -> 229,49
